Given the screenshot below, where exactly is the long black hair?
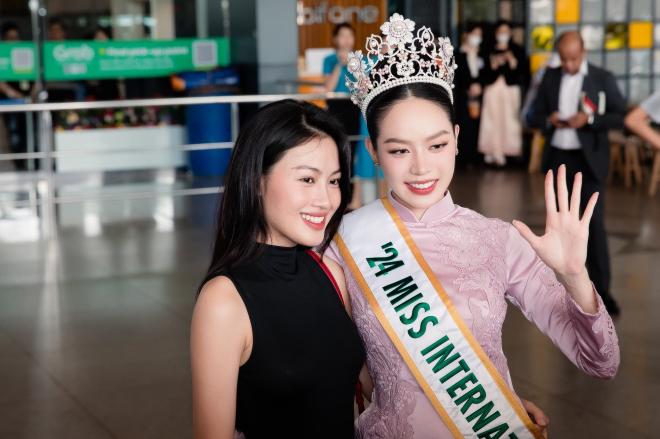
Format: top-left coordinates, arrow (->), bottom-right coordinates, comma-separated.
364,82 -> 457,148
200,100 -> 350,289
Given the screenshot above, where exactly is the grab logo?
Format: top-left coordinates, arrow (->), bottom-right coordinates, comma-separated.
297,1 -> 380,25
53,44 -> 94,62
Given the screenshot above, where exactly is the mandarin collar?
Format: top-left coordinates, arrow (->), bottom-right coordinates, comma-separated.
255,243 -> 298,277
387,190 -> 456,224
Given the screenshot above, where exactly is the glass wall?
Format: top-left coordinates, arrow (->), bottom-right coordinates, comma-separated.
529,0 -> 658,104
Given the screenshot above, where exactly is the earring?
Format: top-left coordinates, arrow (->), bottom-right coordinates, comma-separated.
374,161 -> 380,166
455,148 -> 459,156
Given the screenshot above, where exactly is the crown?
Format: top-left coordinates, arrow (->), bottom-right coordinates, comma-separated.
345,13 -> 457,116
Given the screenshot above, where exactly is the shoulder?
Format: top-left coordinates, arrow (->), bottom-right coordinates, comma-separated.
452,205 -> 513,238
543,66 -> 562,79
453,204 -> 506,224
309,250 -> 351,314
323,53 -> 337,66
194,276 -> 249,328
588,63 -> 612,81
192,275 -> 252,369
510,43 -> 525,55
321,255 -> 346,285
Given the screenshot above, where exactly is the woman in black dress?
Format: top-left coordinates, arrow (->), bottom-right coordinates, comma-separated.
191,100 -> 366,438
454,23 -> 486,168
478,21 -> 530,166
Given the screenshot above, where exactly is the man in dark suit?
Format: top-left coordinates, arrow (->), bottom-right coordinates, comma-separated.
530,31 -> 625,316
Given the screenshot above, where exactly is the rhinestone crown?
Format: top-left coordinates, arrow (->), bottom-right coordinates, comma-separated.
346,13 -> 457,116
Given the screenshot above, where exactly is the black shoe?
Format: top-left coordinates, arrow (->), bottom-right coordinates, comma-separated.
602,296 -> 621,317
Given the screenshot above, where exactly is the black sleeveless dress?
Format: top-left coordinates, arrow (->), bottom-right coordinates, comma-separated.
224,244 -> 365,438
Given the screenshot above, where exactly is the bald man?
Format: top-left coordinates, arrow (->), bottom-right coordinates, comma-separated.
530,31 -> 626,317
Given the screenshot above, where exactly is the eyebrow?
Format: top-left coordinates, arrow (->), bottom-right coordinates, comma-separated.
292,165 -> 341,175
383,129 -> 451,145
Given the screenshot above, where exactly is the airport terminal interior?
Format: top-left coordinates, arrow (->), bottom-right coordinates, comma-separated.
1,0 -> 660,438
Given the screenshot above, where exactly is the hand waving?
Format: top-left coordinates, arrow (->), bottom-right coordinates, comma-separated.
512,165 -> 597,278
512,165 -> 599,312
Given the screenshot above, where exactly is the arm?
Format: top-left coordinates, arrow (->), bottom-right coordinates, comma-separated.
529,71 -> 552,130
323,53 -> 346,93
191,276 -> 252,439
510,167 -> 620,378
505,224 -> 619,378
0,81 -> 23,99
324,64 -> 343,93
625,106 -> 660,150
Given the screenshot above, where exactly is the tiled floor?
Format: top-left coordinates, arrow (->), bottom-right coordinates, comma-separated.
0,168 -> 658,438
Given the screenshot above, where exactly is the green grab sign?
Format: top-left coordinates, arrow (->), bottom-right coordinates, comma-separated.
1,38 -> 230,81
43,38 -> 230,80
0,42 -> 38,80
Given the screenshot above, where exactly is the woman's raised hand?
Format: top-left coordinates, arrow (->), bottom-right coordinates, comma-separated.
512,165 -> 599,312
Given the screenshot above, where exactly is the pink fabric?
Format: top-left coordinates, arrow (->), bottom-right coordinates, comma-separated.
326,191 -> 620,439
479,76 -> 522,157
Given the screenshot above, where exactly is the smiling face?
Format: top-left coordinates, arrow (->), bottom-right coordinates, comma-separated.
261,136 -> 342,247
368,97 -> 459,219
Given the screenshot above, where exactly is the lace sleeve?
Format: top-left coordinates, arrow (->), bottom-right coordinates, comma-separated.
504,225 -> 620,378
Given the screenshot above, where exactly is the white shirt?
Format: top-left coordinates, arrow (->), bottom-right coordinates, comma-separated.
551,60 -> 588,150
640,90 -> 660,123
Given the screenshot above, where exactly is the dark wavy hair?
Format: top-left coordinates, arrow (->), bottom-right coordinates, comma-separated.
364,82 -> 457,149
199,100 -> 350,290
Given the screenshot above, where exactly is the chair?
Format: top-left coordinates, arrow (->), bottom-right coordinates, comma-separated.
649,149 -> 660,196
623,135 -> 644,189
528,129 -> 544,174
608,130 -> 626,183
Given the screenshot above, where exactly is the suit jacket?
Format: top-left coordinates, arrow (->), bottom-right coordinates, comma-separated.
454,50 -> 485,112
530,63 -> 626,182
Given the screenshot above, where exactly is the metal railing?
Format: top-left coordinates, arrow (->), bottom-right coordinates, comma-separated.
0,92 -> 364,241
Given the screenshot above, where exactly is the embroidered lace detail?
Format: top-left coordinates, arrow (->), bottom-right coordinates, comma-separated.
590,310 -> 620,377
427,212 -> 511,378
347,274 -> 417,439
536,263 -> 570,316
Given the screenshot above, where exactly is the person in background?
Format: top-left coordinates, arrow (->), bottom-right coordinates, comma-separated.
624,90 -> 660,150
48,18 -> 67,41
84,27 -> 121,101
521,52 -> 561,128
46,18 -> 85,103
0,21 -> 19,41
0,22 -> 24,100
454,23 -> 486,168
530,31 -> 625,317
0,22 -> 31,171
323,22 -> 364,209
0,22 -> 26,100
479,21 -> 529,167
